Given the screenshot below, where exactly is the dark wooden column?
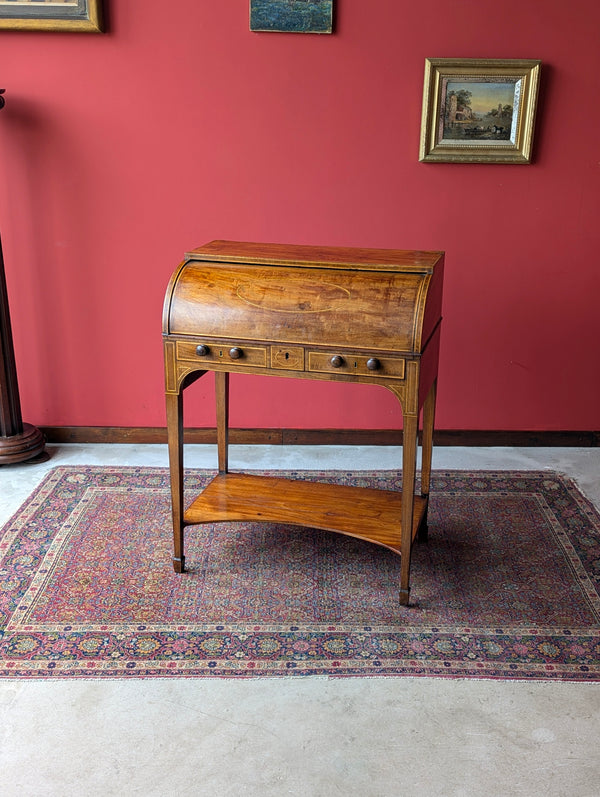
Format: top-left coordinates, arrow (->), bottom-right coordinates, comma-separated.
0,89 -> 46,464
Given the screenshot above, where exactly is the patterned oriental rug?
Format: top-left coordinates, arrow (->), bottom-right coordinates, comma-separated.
1,466 -> 599,681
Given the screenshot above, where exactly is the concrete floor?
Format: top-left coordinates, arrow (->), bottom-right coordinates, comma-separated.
1,444 -> 599,796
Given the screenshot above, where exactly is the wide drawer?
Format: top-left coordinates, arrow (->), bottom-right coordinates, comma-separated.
307,351 -> 406,379
176,340 -> 268,368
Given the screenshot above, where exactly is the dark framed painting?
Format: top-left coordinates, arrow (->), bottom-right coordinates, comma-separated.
250,0 -> 333,34
419,58 -> 541,164
0,0 -> 103,32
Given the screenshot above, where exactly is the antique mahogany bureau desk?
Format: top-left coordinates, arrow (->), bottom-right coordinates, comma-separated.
163,240 -> 444,605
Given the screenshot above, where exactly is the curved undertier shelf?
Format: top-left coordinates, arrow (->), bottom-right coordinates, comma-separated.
183,473 -> 427,554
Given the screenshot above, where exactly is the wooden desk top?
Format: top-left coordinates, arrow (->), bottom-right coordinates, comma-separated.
185,239 -> 444,273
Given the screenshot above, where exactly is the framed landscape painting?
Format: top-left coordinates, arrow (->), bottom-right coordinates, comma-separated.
419,59 -> 541,164
0,0 -> 103,32
250,0 -> 333,34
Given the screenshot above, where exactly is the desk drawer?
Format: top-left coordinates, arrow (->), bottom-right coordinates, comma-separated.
176,340 -> 268,368
307,351 -> 406,379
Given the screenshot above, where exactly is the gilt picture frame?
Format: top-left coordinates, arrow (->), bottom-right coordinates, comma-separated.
0,0 -> 103,32
419,58 -> 541,164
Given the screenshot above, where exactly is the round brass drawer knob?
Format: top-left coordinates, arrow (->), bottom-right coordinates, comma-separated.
330,355 -> 344,368
366,357 -> 380,371
195,345 -> 210,356
229,347 -> 243,360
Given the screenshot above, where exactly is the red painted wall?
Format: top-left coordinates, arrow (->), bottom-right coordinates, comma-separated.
1,0 -> 599,432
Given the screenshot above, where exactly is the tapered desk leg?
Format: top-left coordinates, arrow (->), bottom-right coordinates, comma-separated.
166,390 -> 185,573
400,412 -> 418,606
419,379 -> 437,542
215,371 -> 229,474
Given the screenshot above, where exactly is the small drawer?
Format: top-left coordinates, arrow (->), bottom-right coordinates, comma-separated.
307,351 -> 405,379
176,341 -> 268,368
270,346 -> 305,371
